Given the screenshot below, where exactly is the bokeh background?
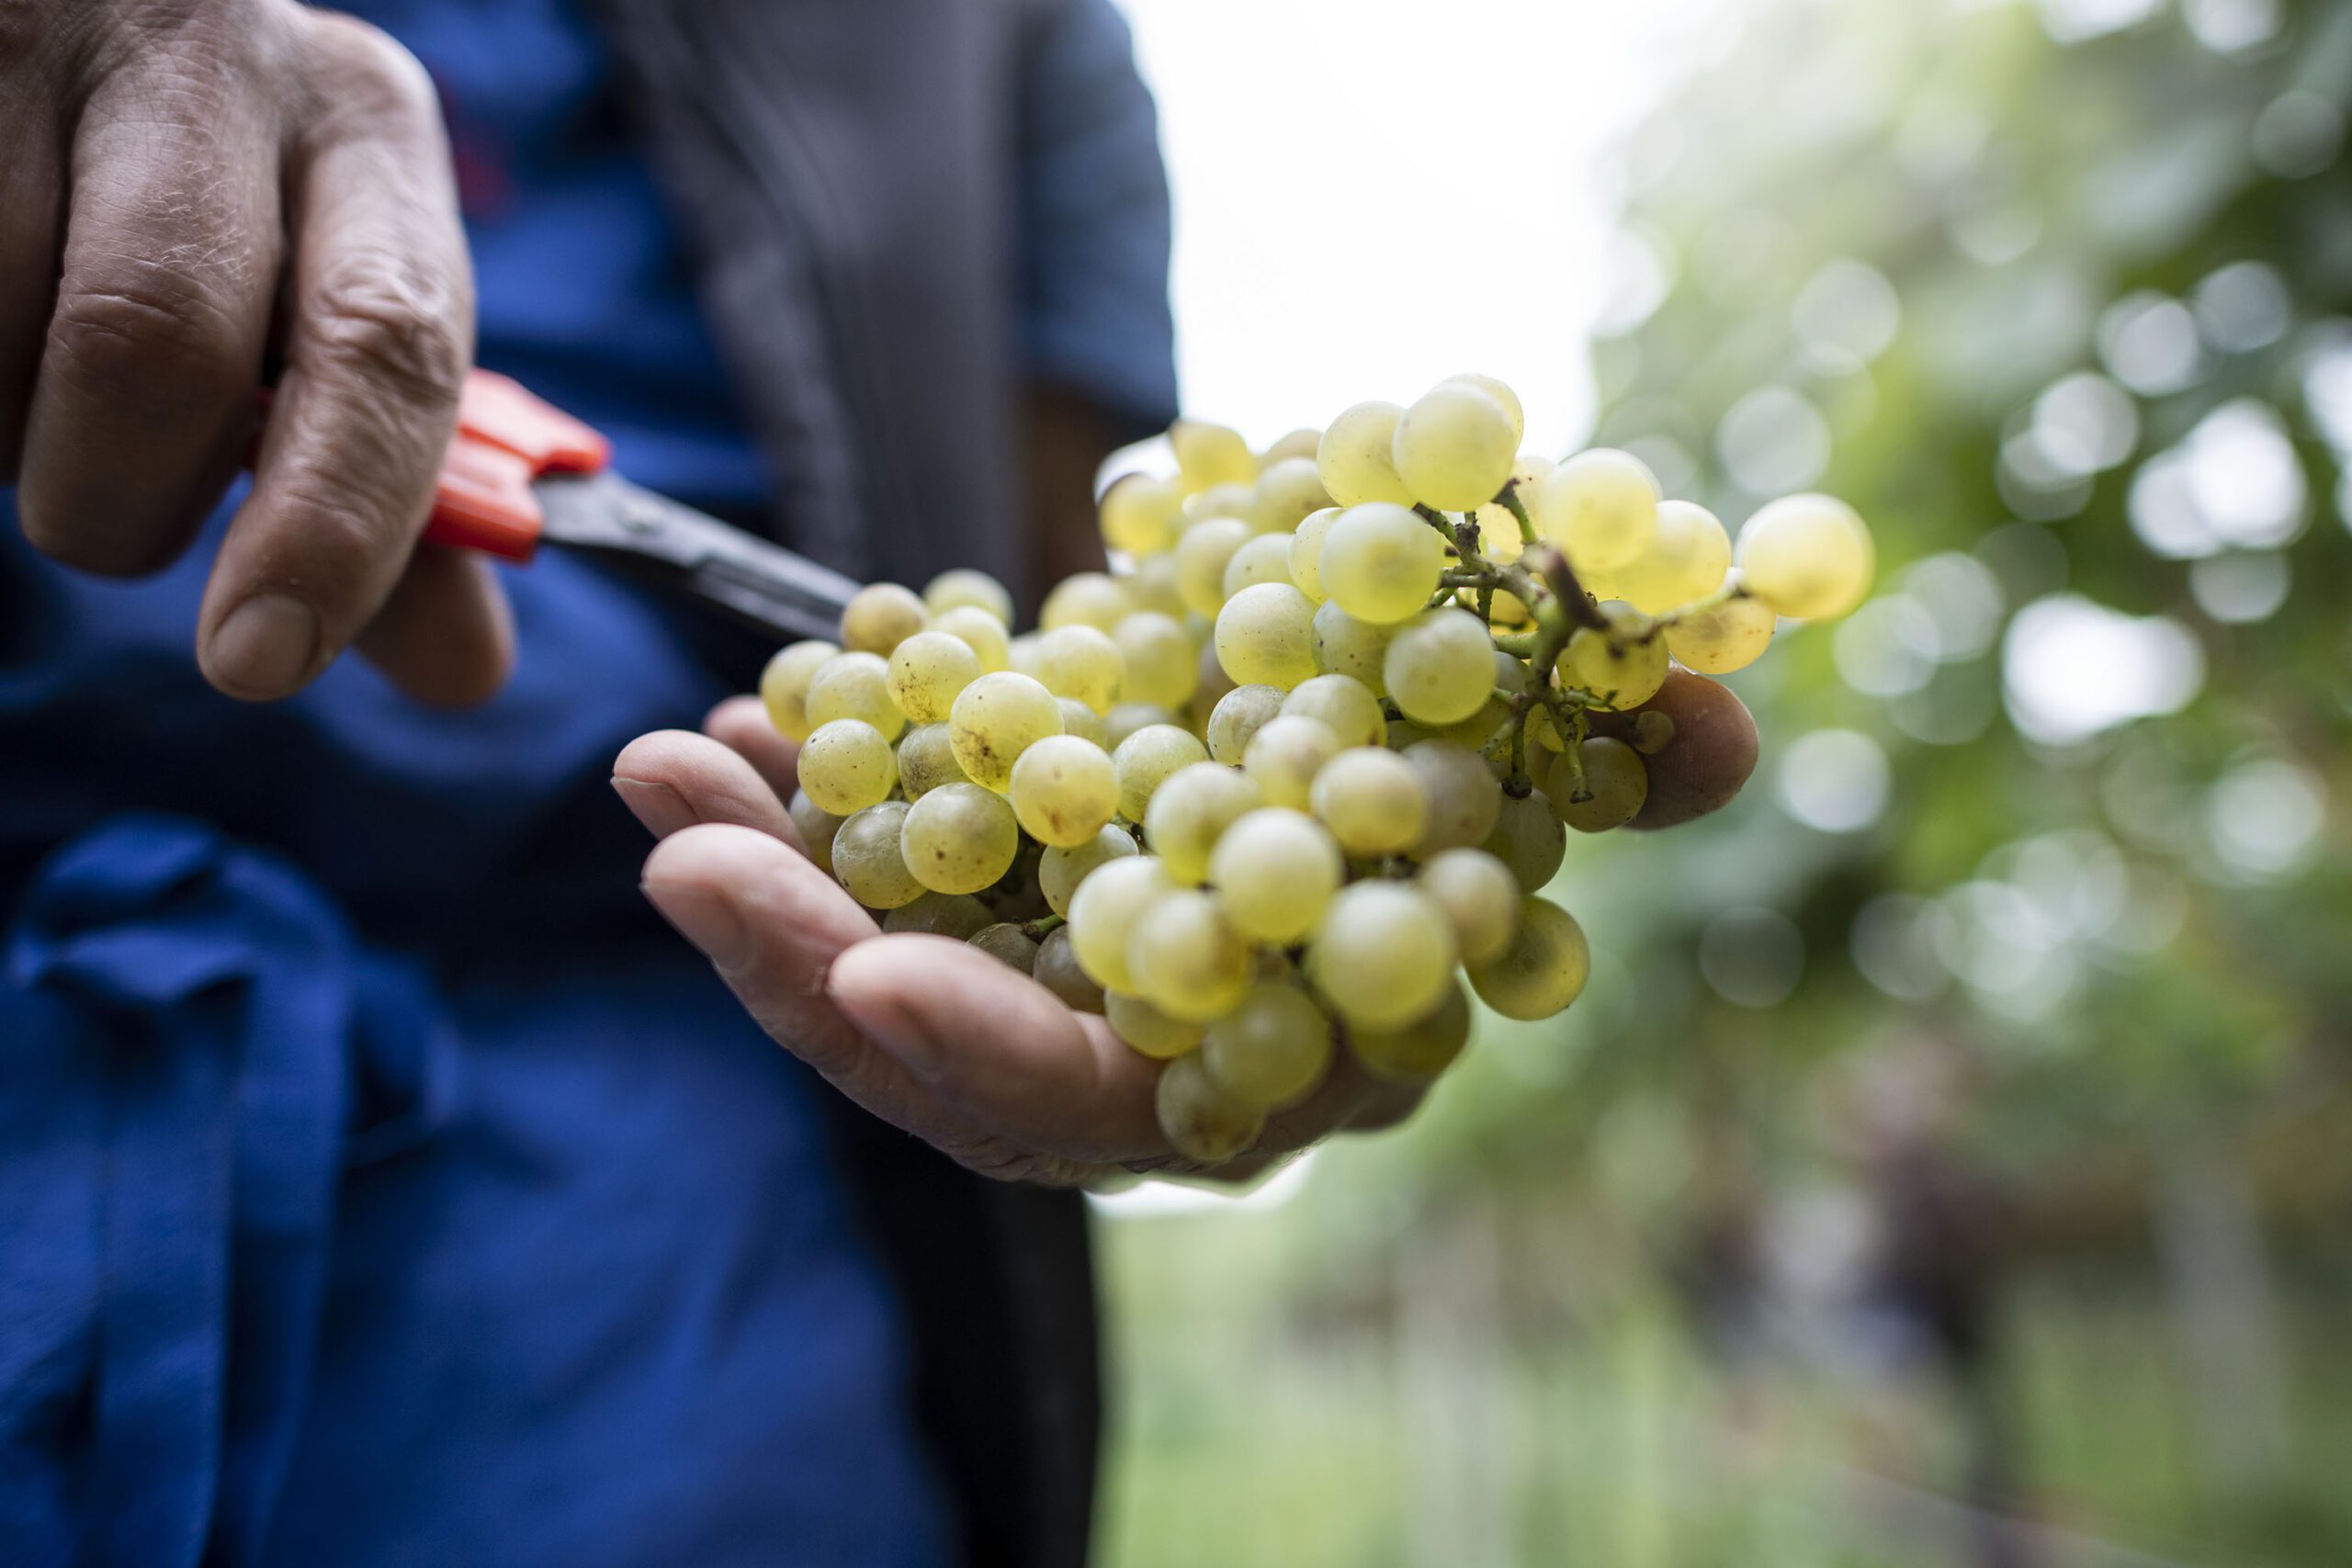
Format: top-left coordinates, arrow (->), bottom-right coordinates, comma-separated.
1091,0 -> 2352,1563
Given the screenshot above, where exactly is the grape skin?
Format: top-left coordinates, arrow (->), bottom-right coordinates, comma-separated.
798,719 -> 897,815
1309,602 -> 1396,695
1040,571 -> 1134,634
1384,606 -> 1497,726
894,722 -> 967,800
1417,849 -> 1522,966
1309,747 -> 1429,859
884,894 -> 995,940
833,802 -> 926,910
932,605 -> 1012,673
1316,400 -> 1415,508
1035,926 -> 1106,1014
948,671 -> 1064,792
1223,532 -> 1299,595
1201,984 -> 1333,1111
806,651 -> 907,740
1349,978 -> 1472,1084
1441,373 -> 1524,443
1305,882 -> 1459,1031
1483,790 -> 1567,891
1143,761 -> 1264,885
1319,502 -> 1447,626
788,789 -> 845,874
1214,581 -> 1319,690
1535,448 -> 1659,574
1250,456 -> 1333,535
1040,824 -> 1138,917
1281,672 -> 1387,749
1101,472 -> 1184,556
970,922 -> 1043,972
1286,506 -> 1345,603
1735,493 -> 1875,621
1401,740 -> 1503,854
1468,898 -> 1589,1021
840,582 -> 929,655
1171,419 -> 1258,491
900,783 -> 1022,896
1035,624 -> 1126,715
1105,702 -> 1177,750
1552,738 -> 1648,833
1067,854 -> 1175,993
1156,1052 -> 1263,1164
1242,715 -> 1345,811
1107,991 -> 1204,1060
1009,734 -> 1122,847
1127,889 -> 1252,1023
1208,807 -> 1342,945
1112,724 -> 1211,822
1175,517 -> 1252,616
760,640 -> 840,740
1392,381 -> 1518,511
922,569 -> 1014,625
1205,684 -> 1287,764
1611,499 -> 1730,615
1057,698 -> 1108,747
1113,612 -> 1199,710
1663,592 -> 1776,674
887,630 -> 982,724
1556,603 -> 1668,710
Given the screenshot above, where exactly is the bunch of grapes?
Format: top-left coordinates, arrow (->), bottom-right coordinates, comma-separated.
760,373 -> 1875,1163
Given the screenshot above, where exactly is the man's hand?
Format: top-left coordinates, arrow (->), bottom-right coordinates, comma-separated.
2,1 -> 507,705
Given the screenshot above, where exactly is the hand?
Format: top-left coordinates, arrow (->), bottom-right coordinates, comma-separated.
610,675 -> 1758,1188
2,1 -> 506,705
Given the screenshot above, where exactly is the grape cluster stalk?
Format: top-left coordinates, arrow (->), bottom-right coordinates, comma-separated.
759,373 -> 1877,1162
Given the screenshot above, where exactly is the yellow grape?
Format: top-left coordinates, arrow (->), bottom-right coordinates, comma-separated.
1057,698 -> 1107,747
1039,571 -> 1133,633
1106,991 -> 1204,1060
1214,582 -> 1318,689
799,719 -> 896,815
1186,481 -> 1257,523
1735,493 -> 1875,621
1035,624 -> 1125,715
759,639 -> 840,740
1483,790 -> 1566,891
1663,592 -> 1777,673
1174,516 -> 1252,617
1383,606 -> 1496,726
1556,603 -> 1668,709
1111,723 -> 1210,822
1156,1052 -> 1263,1164
1534,447 -> 1659,574
1308,747 -> 1429,858
1260,427 -> 1324,466
948,671 -> 1064,791
1123,551 -> 1188,619
931,605 -> 1012,673
1392,380 -> 1519,511
1067,853 -> 1173,992
1208,807 -> 1342,944
1204,684 -> 1286,765
1009,734 -> 1121,847
1416,848 -> 1521,966
922,569 -> 1013,625
1223,532 -> 1298,595
887,630 -> 982,725
1105,702 -> 1179,750
1201,984 -> 1333,1111
806,651 -> 906,740
1242,715 -> 1345,811
899,782 -> 1021,896
1171,419 -> 1259,492
1317,400 -> 1416,507
1143,761 -> 1263,884
895,722 -> 967,800
1309,602 -> 1396,695
1319,502 -> 1447,626
1100,472 -> 1185,556
1349,978 -> 1473,1083
1286,506 -> 1345,603
1610,499 -> 1731,614
831,802 -> 925,910
1250,456 -> 1333,535
1040,824 -> 1138,917
1551,738 -> 1648,833
1127,890 -> 1252,1022
1402,739 -> 1503,854
1305,882 -> 1458,1031
839,582 -> 928,655
1441,372 -> 1525,444
1467,898 -> 1589,1021
1113,612 -> 1199,710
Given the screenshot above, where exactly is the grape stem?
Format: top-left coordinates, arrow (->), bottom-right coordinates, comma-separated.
1022,914 -> 1067,942
1496,485 -> 1539,548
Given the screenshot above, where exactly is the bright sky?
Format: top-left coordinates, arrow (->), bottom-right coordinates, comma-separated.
1115,0 -> 1753,457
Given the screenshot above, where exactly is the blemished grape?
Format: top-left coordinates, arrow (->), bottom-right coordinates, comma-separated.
840,582 -> 928,655
949,671 -> 1064,791
1040,571 -> 1133,634
932,605 -> 1012,672
1384,606 -> 1497,726
1209,807 -> 1343,944
1113,613 -> 1199,710
1306,882 -> 1459,1030
1309,747 -> 1429,858
1107,990 -> 1204,1060
970,921 -> 1042,972
1250,456 -> 1333,535
1101,472 -> 1184,557
1171,419 -> 1258,492
1105,702 -> 1178,750
1057,698 -> 1107,748
884,893 -> 996,940
1320,502 -> 1448,625
1068,853 -> 1174,993
1215,581 -> 1319,689
1206,684 -> 1287,764
887,630 -> 982,724
1468,898 -> 1589,1021
798,719 -> 897,815
1552,738 -> 1649,832
832,802 -> 925,910
1392,380 -> 1519,511
1287,507 -> 1345,603
1041,825 -> 1139,918
1416,849 -> 1521,966
760,640 -> 839,740
1242,715 -> 1345,811
1442,372 -> 1524,444
1175,517 -> 1252,616
1611,499 -> 1731,615
895,722 -> 967,800
1144,761 -> 1264,885
1035,624 -> 1125,714
1402,740 -> 1503,854
1112,724 -> 1211,822
1484,790 -> 1566,891
1664,591 -> 1777,673
1350,978 -> 1472,1083
1317,400 -> 1415,508
1310,602 -> 1396,695
1734,493 -> 1875,621
1127,889 -> 1253,1022
901,782 -> 1021,895
1556,603 -> 1668,709
1035,926 -> 1106,1014
922,569 -> 1013,626
1535,448 -> 1660,573
1202,985 -> 1333,1111
1010,734 -> 1121,847
1156,1051 -> 1263,1164
806,651 -> 906,739
1223,532 -> 1299,595
1281,672 -> 1386,749
789,789 -> 845,874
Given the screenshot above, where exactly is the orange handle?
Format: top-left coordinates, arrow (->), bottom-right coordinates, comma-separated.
421,370 -> 612,562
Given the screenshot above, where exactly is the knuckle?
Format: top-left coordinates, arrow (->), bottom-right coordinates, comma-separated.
301,10 -> 436,118
309,258 -> 467,409
47,271 -> 246,396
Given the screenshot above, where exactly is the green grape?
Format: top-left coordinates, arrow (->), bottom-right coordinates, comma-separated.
1287,506 -> 1345,603
1041,824 -> 1139,917
1304,883 -> 1459,1030
797,719 -> 897,815
1006,634 -> 1040,678
1552,738 -> 1648,833
1202,984 -> 1333,1111
1402,739 -> 1502,853
1067,853 -> 1174,992
760,639 -> 840,740
840,581 -> 928,655
1040,571 -> 1133,634
1186,480 -> 1257,523
1113,612 -> 1199,710
1320,502 -> 1447,626
1250,455 -> 1333,535
1664,591 -> 1777,673
1416,848 -> 1521,965
1349,977 -> 1472,1083
1392,380 -> 1518,511
832,801 -> 925,910
1242,715 -> 1345,810
806,651 -> 906,739
1261,427 -> 1324,466
1035,926 -> 1106,1014
932,605 -> 1012,673
1281,672 -> 1386,749
969,921 -> 1042,972
1309,602 -> 1396,695
1122,552 -> 1187,619
1111,723 -> 1211,822
1556,602 -> 1668,709
1057,698 -> 1107,747
1308,747 -> 1429,858
1127,889 -> 1251,1022
1106,991 -> 1204,1060
1534,447 -> 1659,574
1143,761 -> 1263,884
1100,471 -> 1185,557
1156,1052 -> 1263,1164
1105,702 -> 1177,750
884,893 -> 996,940
1468,898 -> 1589,1020
1441,372 -> 1524,444
1610,499 -> 1731,615
1734,493 -> 1875,621
922,569 -> 1013,625
948,671 -> 1064,792
1631,709 -> 1676,754
788,789 -> 845,874
1009,734 -> 1121,847
1222,532 -> 1298,595
895,722 -> 967,800
1175,517 -> 1252,617
1383,606 -> 1496,726
1317,399 -> 1415,507
899,782 -> 1021,896
1171,419 -> 1259,491
886,630 -> 982,725
1035,624 -> 1125,714
1214,581 -> 1317,690
1208,806 -> 1342,944
1205,684 -> 1286,764
1483,790 -> 1566,891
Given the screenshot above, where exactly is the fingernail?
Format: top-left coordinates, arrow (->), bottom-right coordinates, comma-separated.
207,593 -> 321,696
612,777 -> 697,839
642,881 -> 754,972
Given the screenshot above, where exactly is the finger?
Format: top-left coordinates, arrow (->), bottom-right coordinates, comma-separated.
17,54 -> 279,571
1589,669 -> 1759,829
0,66 -> 62,480
350,543 -> 514,706
703,694 -> 802,805
195,16 -> 477,701
612,728 -> 805,850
